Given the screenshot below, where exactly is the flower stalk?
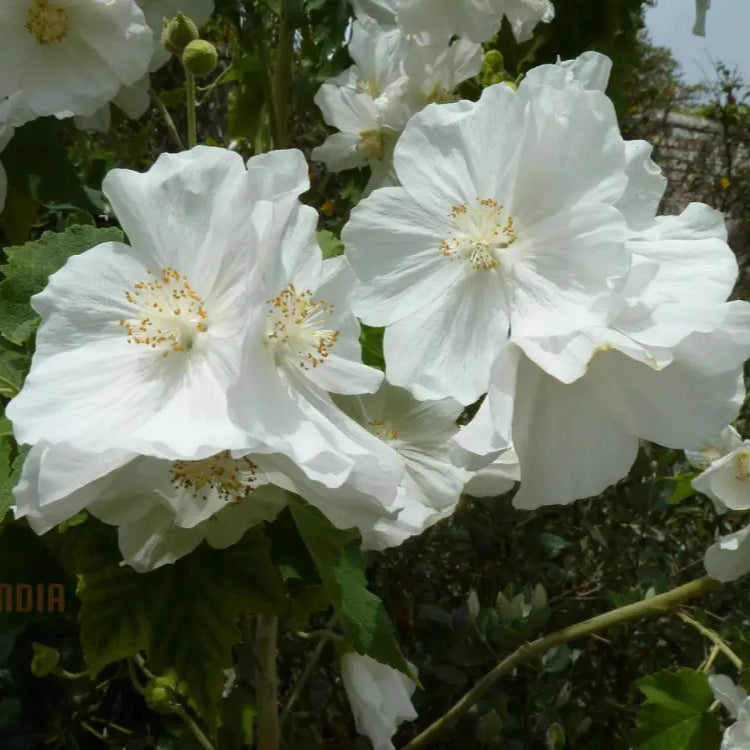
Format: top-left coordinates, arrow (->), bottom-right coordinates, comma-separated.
186,71 -> 198,149
255,614 -> 280,750
403,576 -> 721,749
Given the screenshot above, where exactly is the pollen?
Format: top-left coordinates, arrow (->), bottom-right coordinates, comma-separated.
440,197 -> 517,270
368,418 -> 398,441
735,452 -> 750,482
26,0 -> 70,44
170,452 -> 258,505
356,78 -> 381,98
357,129 -> 386,161
265,283 -> 340,369
120,267 -> 208,357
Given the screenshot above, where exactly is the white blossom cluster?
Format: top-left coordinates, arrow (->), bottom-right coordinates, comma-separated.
6,1 -> 750,746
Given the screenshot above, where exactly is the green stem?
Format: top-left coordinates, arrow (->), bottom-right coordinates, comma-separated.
280,634 -> 330,725
272,12 -> 294,148
152,91 -> 185,151
403,576 -> 720,749
186,71 -> 197,149
676,610 -> 743,670
173,706 -> 216,750
253,22 -> 279,149
255,614 -> 280,750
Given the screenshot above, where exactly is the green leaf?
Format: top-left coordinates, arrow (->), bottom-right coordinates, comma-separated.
0,339 -> 30,397
359,323 -> 385,370
1,119 -> 94,212
77,524 -> 286,730
632,668 -> 722,750
0,224 -> 123,345
288,495 -> 414,680
0,444 -> 28,526
317,229 -> 344,259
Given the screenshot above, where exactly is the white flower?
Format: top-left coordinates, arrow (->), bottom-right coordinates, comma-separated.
709,674 -> 750,749
0,0 -> 153,126
351,0 -> 399,26
686,425 -> 743,471
312,16 -> 481,193
0,124 -> 14,213
448,53 -> 750,510
6,147 -> 304,460
340,652 -> 418,750
14,442 -> 288,571
344,72 -> 631,404
74,75 -> 151,133
397,0 -> 554,44
693,440 -> 750,512
331,383 -> 472,546
704,523 -> 750,583
462,444 -> 519,498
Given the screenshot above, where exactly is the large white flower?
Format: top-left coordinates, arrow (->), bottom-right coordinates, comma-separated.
14,442 -> 288,571
397,0 -> 554,43
6,147 -> 308,460
0,124 -> 14,213
0,0 -> 153,126
340,652 -> 418,750
709,674 -> 750,749
450,53 -> 750,510
344,73 -> 631,404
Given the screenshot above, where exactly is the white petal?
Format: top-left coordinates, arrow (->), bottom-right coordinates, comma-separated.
704,525 -> 750,583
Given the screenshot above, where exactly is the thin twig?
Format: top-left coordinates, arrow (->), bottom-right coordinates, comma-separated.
152,91 -> 185,151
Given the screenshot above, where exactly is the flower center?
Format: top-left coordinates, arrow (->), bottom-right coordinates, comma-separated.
440,198 -> 517,270
170,451 -> 258,505
368,418 -> 398,441
265,283 -> 340,369
120,267 -> 208,357
26,0 -> 70,44
357,129 -> 386,161
735,452 -> 750,482
356,78 -> 381,98
426,85 -> 459,105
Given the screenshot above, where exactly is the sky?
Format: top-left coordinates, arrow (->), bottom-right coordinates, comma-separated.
645,0 -> 750,85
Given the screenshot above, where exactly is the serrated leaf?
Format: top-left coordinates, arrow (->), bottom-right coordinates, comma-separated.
0,339 -> 29,397
632,668 -> 722,750
0,224 -> 123,345
77,524 -> 285,731
0,444 -> 28,526
288,495 -> 414,680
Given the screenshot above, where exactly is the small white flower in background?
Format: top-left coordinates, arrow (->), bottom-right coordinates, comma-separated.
312,15 -> 481,193
0,0 -> 153,126
0,124 -> 14,213
709,674 -> 750,749
693,438 -> 750,512
447,52 -> 750,510
686,425 -> 743,471
344,60 -> 631,405
397,0 -> 554,44
340,652 -> 418,750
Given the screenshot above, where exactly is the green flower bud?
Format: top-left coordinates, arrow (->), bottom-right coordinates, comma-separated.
31,642 -> 60,677
182,39 -> 219,78
161,13 -> 199,56
484,50 -> 505,73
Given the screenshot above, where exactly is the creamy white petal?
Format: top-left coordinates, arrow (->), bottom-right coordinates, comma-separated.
704,525 -> 750,583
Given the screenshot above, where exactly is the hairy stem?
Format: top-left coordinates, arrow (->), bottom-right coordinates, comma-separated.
281,633 -> 330,725
186,71 -> 197,149
152,91 -> 185,151
403,576 -> 720,749
272,11 -> 294,148
255,614 -> 280,750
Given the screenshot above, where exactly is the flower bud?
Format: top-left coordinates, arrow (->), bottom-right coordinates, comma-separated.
161,13 -> 199,56
484,50 -> 505,73
182,39 -> 219,78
